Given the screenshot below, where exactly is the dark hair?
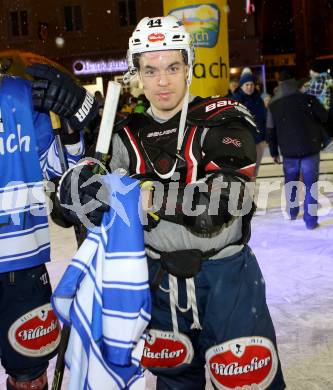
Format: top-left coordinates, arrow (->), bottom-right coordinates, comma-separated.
309,59 -> 326,74
279,68 -> 295,81
229,76 -> 239,83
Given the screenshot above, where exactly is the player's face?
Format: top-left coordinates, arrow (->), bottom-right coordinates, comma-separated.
138,50 -> 189,119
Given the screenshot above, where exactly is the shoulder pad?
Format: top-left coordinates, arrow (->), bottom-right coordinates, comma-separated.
187,96 -> 258,135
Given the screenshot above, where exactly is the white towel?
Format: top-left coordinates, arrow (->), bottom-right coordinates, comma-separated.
52,174 -> 151,389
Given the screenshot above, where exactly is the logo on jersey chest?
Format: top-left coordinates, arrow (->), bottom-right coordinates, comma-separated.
156,157 -> 173,173
8,303 -> 60,357
146,128 -> 177,138
0,122 -> 30,156
142,127 -> 179,175
206,337 -> 278,389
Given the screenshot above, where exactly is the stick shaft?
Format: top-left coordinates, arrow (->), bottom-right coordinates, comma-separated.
95,81 -> 121,155
49,111 -> 70,390
50,112 -> 69,172
51,326 -> 70,390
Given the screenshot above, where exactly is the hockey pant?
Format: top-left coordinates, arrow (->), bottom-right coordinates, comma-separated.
144,245 -> 286,390
0,264 -> 60,382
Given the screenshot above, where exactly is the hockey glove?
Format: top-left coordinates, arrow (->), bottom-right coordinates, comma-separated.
57,161 -> 110,227
26,63 -> 99,131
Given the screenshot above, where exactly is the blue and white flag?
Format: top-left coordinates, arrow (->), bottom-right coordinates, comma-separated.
52,174 -> 151,390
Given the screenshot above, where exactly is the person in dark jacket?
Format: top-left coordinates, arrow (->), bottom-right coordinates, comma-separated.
224,76 -> 239,98
267,69 -> 329,229
232,68 -> 267,177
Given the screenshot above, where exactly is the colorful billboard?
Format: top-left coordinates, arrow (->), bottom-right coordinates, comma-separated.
169,4 -> 220,48
164,0 -> 229,97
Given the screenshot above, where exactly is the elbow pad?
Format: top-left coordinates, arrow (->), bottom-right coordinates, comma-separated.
181,172 -> 250,235
151,171 -> 253,236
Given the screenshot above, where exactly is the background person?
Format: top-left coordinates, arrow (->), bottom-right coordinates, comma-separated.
224,75 -> 239,98
267,69 -> 329,229
232,67 -> 267,177
305,60 -> 333,111
94,90 -> 105,108
305,60 -> 333,148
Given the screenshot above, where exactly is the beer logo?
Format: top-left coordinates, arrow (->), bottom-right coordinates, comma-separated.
141,329 -> 194,368
206,337 -> 278,389
148,33 -> 165,43
169,4 -> 220,48
8,303 -> 61,357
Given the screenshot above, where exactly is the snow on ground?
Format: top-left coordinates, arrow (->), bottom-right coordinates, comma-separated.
1,153 -> 333,389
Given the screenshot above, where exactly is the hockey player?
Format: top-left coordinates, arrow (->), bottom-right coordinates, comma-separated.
30,16 -> 285,390
0,69 -> 97,389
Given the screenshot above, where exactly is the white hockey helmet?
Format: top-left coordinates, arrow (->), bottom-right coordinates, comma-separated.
126,16 -> 195,84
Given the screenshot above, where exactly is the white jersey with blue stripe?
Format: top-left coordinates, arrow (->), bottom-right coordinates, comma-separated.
52,174 -> 151,389
0,75 -> 83,273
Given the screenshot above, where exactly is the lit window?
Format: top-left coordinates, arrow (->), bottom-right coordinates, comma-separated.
10,10 -> 28,37
118,0 -> 137,26
64,5 -> 82,32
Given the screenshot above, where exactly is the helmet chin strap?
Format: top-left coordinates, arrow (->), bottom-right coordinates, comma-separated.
176,87 -> 189,156
122,68 -> 138,85
176,67 -> 192,158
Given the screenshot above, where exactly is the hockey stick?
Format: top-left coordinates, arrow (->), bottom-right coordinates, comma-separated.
94,81 -> 122,172
50,112 -> 69,173
50,325 -> 70,390
49,111 -> 71,390
50,82 -> 121,390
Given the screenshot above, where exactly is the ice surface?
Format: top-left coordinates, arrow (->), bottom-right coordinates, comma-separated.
1,153 -> 332,389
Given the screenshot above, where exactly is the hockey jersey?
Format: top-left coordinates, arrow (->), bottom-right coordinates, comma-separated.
110,97 -> 257,259
0,75 -> 83,273
52,174 -> 151,389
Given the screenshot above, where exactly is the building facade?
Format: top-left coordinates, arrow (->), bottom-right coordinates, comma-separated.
0,0 -> 264,92
0,0 -> 163,93
260,0 -> 333,82
1,0 -> 332,95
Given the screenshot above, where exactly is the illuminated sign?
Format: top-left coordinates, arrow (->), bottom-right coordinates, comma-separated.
164,0 -> 229,97
245,0 -> 255,14
263,54 -> 296,67
169,4 -> 220,48
73,59 -> 128,75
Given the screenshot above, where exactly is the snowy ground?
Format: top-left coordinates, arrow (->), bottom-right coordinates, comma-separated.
250,194 -> 333,389
1,152 -> 333,389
